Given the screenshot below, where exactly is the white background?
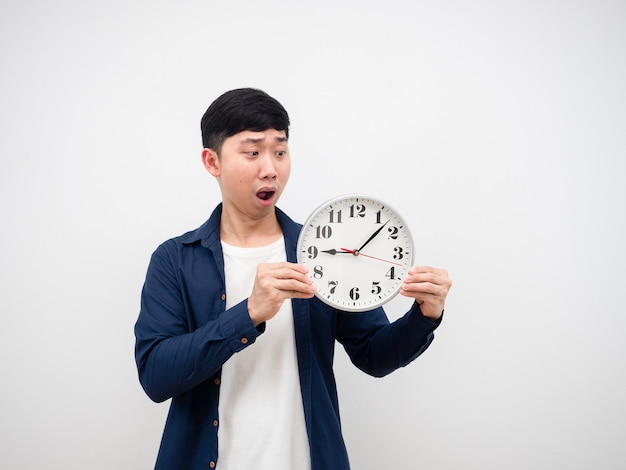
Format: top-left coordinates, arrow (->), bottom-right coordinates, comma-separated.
1,1 -> 625,468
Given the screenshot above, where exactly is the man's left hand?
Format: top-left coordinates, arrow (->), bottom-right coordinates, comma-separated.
400,266 -> 452,321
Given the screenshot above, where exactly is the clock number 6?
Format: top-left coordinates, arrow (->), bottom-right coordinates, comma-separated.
349,287 -> 360,300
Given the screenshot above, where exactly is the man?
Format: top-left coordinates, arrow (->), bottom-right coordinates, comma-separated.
134,88 -> 452,469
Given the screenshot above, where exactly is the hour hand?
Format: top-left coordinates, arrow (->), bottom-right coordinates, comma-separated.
321,248 -> 353,255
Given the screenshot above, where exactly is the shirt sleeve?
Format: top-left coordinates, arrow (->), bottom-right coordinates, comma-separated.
134,243 -> 262,403
335,302 -> 441,377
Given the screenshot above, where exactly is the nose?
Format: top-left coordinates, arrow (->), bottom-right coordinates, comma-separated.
259,154 -> 277,179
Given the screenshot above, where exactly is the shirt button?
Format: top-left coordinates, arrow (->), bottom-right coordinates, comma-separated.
213,420 -> 218,427
209,461 -> 216,468
221,294 -> 226,301
240,337 -> 248,345
214,378 -> 220,385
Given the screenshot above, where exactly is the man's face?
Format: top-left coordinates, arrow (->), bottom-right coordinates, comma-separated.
209,128 -> 291,219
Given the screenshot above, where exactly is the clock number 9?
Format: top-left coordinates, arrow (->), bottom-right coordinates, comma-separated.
306,246 -> 319,259
349,287 -> 360,300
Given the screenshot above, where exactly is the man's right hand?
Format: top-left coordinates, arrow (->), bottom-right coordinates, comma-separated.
247,262 -> 316,326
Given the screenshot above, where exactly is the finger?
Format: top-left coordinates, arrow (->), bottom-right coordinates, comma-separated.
277,263 -> 311,278
408,266 -> 449,279
402,278 -> 450,298
401,282 -> 440,296
272,275 -> 317,296
288,288 -> 316,299
404,273 -> 439,287
272,261 -> 310,275
258,263 -> 312,285
405,267 -> 451,288
284,283 -> 317,299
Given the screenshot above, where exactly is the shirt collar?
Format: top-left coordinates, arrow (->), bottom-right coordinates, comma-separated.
179,203 -> 301,253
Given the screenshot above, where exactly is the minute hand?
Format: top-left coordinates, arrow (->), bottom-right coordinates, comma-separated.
355,220 -> 389,254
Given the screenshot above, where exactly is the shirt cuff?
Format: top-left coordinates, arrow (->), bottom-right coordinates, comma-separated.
219,299 -> 262,353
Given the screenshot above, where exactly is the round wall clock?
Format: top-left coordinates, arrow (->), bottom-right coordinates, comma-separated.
296,194 -> 414,312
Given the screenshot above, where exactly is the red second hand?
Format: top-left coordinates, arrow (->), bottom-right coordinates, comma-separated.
340,248 -> 403,266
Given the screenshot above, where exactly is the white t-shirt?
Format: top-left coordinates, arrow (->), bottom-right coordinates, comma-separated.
217,237 -> 311,470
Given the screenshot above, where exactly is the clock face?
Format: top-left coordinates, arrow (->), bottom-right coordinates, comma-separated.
296,194 -> 414,312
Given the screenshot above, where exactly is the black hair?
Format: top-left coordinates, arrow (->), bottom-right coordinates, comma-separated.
200,88 -> 290,153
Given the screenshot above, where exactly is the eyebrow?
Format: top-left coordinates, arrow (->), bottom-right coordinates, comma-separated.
239,135 -> 288,144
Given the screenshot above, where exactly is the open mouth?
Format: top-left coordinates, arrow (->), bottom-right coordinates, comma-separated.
256,190 -> 275,201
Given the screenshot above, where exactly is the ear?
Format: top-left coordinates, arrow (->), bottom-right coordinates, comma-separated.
201,148 -> 221,176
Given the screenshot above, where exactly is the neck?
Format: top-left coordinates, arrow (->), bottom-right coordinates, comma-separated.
219,207 -> 282,247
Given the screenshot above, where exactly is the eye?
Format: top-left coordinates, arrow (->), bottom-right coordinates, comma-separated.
276,150 -> 287,158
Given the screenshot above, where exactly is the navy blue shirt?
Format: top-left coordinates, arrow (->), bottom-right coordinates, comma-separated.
135,204 -> 440,469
